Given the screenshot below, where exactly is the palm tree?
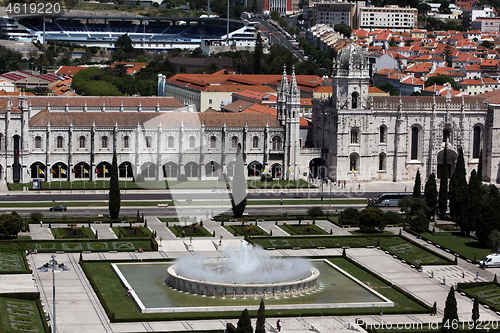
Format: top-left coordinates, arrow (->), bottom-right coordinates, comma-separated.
231,51 -> 246,74
113,63 -> 128,77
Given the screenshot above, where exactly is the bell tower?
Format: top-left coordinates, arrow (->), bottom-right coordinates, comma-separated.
332,42 -> 370,111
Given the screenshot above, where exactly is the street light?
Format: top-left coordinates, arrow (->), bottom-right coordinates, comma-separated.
37,254 -> 69,333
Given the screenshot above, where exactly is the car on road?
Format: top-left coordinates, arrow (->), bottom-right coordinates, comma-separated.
49,205 -> 67,211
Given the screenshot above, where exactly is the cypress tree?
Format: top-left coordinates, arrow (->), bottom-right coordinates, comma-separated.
253,32 -> 263,74
255,300 -> 266,333
459,170 -> 482,235
477,185 -> 500,246
235,309 -> 253,333
230,143 -> 247,218
441,286 -> 459,333
449,147 -> 467,221
108,150 -> 120,219
424,173 -> 438,220
471,298 -> 480,333
438,146 -> 449,215
478,149 -> 483,182
413,170 -> 421,198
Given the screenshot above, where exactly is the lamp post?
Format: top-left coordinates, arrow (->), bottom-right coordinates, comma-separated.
37,254 -> 69,333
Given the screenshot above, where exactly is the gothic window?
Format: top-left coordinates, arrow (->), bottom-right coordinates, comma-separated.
379,152 -> 386,171
379,126 -> 386,143
56,136 -> 63,149
231,136 -> 238,148
0,134 -> 3,149
79,136 -> 86,148
35,136 -> 42,149
350,128 -> 359,144
189,136 -> 195,148
101,136 -> 108,149
123,135 -> 130,149
473,125 -> 481,159
272,136 -> 282,150
252,136 -> 259,148
411,127 -> 419,160
349,153 -> 359,171
351,92 -> 359,109
443,128 -> 451,143
145,136 -> 152,148
167,136 -> 174,148
210,136 -> 217,148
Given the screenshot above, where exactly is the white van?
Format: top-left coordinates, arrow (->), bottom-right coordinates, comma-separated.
479,254 -> 500,268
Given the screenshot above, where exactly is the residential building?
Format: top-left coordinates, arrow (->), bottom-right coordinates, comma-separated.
359,5 -> 418,31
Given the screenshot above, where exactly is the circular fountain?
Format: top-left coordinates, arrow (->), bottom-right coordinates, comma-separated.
167,241 -> 319,298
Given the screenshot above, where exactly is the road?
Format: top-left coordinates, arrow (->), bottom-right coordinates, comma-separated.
254,17 -> 305,61
0,189 -> 381,202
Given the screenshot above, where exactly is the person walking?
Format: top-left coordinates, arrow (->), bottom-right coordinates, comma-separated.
276,319 -> 282,332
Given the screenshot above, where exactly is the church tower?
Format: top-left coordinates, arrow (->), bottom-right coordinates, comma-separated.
331,42 -> 370,111
278,66 -> 301,180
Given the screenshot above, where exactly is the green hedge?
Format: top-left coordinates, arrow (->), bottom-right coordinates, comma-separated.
280,222 -> 329,235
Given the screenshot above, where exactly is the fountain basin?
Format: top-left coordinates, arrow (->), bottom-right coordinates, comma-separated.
167,263 -> 319,298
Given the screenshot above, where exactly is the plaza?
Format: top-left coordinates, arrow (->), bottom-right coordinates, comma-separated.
15,187 -> 499,333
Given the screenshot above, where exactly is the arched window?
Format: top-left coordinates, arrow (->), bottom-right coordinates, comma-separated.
79,136 -> 86,149
351,92 -> 359,109
101,136 -> 108,149
189,136 -> 196,148
379,153 -> 386,171
210,136 -> 217,148
35,136 -> 42,149
167,136 -> 174,148
272,136 -> 282,150
350,128 -> 359,144
145,136 -> 152,148
252,136 -> 259,148
349,153 -> 359,171
56,136 -> 63,149
379,126 -> 386,144
123,135 -> 129,149
231,136 -> 238,148
473,126 -> 481,159
411,127 -> 419,160
443,128 -> 451,143
0,134 -> 3,150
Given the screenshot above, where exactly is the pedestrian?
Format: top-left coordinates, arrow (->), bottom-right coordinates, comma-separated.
405,186 -> 407,192
40,220 -> 43,227
280,199 -> 283,205
343,180 -> 346,188
431,301 -> 437,316
276,319 -> 282,332
358,183 -> 361,190
475,272 -> 479,281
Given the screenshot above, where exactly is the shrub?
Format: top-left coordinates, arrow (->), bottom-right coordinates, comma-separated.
307,206 -> 324,218
385,211 -> 403,225
410,214 -> 430,233
29,212 -> 43,224
339,208 -> 360,226
359,206 -> 386,233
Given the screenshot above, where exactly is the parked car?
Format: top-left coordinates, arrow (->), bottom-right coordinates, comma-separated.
49,205 -> 67,211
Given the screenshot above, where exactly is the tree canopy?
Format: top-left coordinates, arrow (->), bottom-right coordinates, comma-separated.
424,75 -> 460,90
333,23 -> 352,38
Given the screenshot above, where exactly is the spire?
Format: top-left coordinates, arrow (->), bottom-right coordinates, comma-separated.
278,65 -> 288,97
289,66 -> 300,97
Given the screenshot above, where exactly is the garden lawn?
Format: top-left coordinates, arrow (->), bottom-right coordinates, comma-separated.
51,227 -> 95,239
378,237 -> 451,267
0,296 -> 48,333
459,283 -> 500,312
168,225 -> 213,237
0,251 -> 29,273
279,222 -> 329,235
420,232 -> 490,262
224,224 -> 269,236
